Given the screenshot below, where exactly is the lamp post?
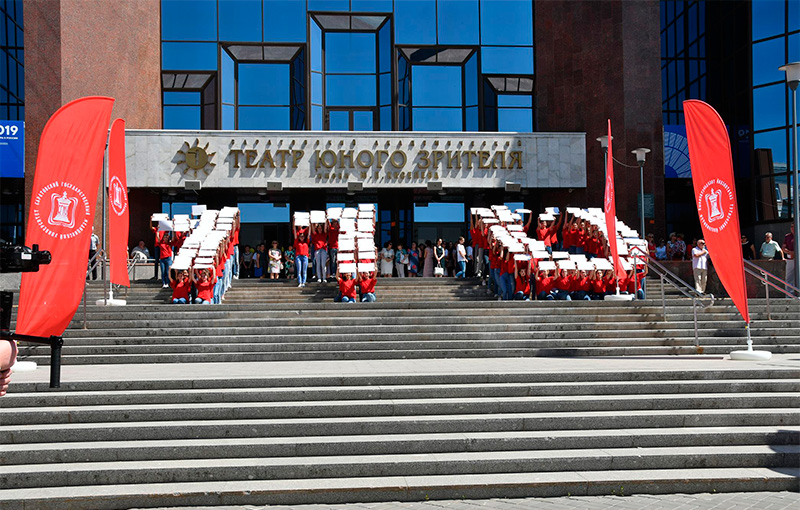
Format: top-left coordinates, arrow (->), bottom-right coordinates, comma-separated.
779,62 -> 800,292
596,135 -> 612,180
632,148 -> 651,238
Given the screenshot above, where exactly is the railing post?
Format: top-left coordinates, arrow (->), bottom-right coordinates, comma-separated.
660,274 -> 667,321
82,280 -> 88,329
762,270 -> 771,320
693,297 -> 699,349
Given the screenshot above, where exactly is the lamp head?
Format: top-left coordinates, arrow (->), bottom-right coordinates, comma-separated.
779,62 -> 800,90
596,135 -> 612,149
632,148 -> 651,165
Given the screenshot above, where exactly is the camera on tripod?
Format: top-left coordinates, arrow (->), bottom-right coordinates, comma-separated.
0,243 -> 52,273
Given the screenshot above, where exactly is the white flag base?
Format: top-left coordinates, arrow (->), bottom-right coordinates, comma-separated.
730,349 -> 772,361
96,289 -> 127,306
604,293 -> 634,302
11,361 -> 38,372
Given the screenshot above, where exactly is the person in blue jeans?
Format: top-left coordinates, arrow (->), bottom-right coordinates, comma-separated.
455,237 -> 468,278
293,223 -> 310,287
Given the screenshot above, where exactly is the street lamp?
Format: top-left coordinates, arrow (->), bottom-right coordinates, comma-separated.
596,135 -> 613,181
632,148 -> 651,239
779,62 -> 800,292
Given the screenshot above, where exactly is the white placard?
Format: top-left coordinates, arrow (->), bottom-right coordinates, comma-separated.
295,217 -> 310,227
551,251 -> 569,259
515,208 -> 531,214
191,205 -> 207,216
310,210 -> 326,224
357,219 -> 375,232
514,254 -> 531,262
592,258 -> 613,270
557,260 -> 576,270
337,252 -> 355,261
482,218 -> 499,224
338,239 -> 356,251
507,244 -> 524,253
357,238 -> 375,249
358,262 -> 375,272
339,218 -> 356,232
531,250 -> 551,260
170,259 -> 190,271
577,261 -> 595,271
538,261 -> 557,271
569,254 -> 588,262
545,207 -> 560,215
358,203 -> 375,211
342,208 -> 358,218
158,220 -> 174,232
327,207 -> 343,220
539,213 -> 555,222
338,262 -> 357,274
511,232 -> 527,239
507,224 -> 523,231
358,251 -> 376,260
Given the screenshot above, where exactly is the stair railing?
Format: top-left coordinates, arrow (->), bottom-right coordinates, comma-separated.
629,246 -> 715,349
743,259 -> 800,320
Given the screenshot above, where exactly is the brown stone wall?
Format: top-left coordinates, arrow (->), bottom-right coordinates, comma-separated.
23,0 -> 161,248
535,0 -> 664,239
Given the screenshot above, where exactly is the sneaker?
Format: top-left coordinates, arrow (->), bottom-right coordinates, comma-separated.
162,284 -> 169,289
322,279 -> 327,283
298,283 -> 303,288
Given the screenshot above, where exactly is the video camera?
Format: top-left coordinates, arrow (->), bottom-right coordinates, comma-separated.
0,243 -> 52,273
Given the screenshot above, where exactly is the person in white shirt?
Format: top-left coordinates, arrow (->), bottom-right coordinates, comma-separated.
455,237 -> 468,278
759,232 -> 782,260
692,239 -> 709,294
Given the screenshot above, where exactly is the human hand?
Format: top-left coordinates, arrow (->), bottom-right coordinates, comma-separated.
0,340 -> 18,396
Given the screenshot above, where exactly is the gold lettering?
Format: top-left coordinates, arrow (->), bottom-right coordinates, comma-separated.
339,150 -> 354,169
245,150 -> 259,169
446,151 -> 459,169
376,150 -> 389,168
494,151 -> 506,169
291,150 -> 304,168
464,151 -> 478,167
418,150 -> 430,169
360,171 -> 367,180
390,150 -> 407,168
259,150 -> 275,168
432,150 -> 445,168
314,150 -> 321,170
478,151 -> 491,169
230,149 -> 243,168
356,150 -> 374,168
321,150 -> 337,169
508,151 -> 522,169
275,149 -> 290,168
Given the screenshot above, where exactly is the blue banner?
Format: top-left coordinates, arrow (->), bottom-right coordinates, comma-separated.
664,124 -> 691,178
0,121 -> 24,178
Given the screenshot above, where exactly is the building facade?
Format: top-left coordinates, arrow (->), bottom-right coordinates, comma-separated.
3,1 -> 793,252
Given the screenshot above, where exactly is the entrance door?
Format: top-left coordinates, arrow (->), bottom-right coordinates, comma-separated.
326,108 -> 375,131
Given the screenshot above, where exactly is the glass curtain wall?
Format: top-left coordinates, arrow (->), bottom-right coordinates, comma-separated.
161,0 -> 535,133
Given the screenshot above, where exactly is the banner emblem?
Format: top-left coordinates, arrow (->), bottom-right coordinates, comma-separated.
697,178 -> 734,233
109,174 -> 128,216
33,181 -> 90,239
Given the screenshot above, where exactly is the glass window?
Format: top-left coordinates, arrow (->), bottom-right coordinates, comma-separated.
412,66 -> 462,107
353,110 -> 374,131
308,0 -> 349,11
325,32 -> 376,74
412,107 -> 462,131
465,53 -> 478,106
752,0 -> 785,41
164,91 -> 201,105
311,72 -> 323,103
222,104 -> 235,129
351,0 -> 393,11
498,108 -> 532,132
466,106 -> 478,131
239,203 -> 290,223
497,95 -> 532,107
237,106 -> 290,129
755,129 -> 788,168
162,42 -> 218,70
219,0 -> 262,42
790,0 -> 799,31
378,23 -> 391,73
264,0 -> 307,42
790,33 -> 799,62
163,202 -> 199,216
326,75 -> 376,106
395,0 -> 436,44
480,0 -> 533,46
753,84 -> 787,132
481,46 -> 534,74
238,64 -> 290,105
329,110 -> 349,129
438,0 -> 479,45
310,20 -> 323,72
753,38 -> 786,87
221,50 -> 235,103
312,105 -> 324,129
379,72 -> 392,106
164,106 -> 201,129
414,203 -> 465,223
380,105 -> 392,130
161,0 -> 217,41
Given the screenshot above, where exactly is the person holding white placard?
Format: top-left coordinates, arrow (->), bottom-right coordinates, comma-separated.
292,223 -> 310,287
191,267 -> 215,304
358,270 -> 377,302
534,268 -> 556,300
513,261 -> 532,300
169,269 -> 191,304
311,222 -> 329,283
334,267 -> 357,303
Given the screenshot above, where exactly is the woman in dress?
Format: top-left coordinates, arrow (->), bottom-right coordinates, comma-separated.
423,240 -> 435,277
407,241 -> 420,277
394,243 -> 408,278
283,245 -> 295,279
268,241 -> 282,280
379,241 -> 394,277
433,238 -> 445,278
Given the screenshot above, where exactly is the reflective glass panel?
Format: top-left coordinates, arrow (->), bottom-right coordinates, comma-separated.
219,0 -> 262,42
438,0 -> 479,45
481,46 -> 534,74
308,0 -> 349,11
380,72 -> 392,105
412,107 -> 462,131
752,0 -> 785,41
237,106 -> 290,129
378,23 -> 391,73
380,105 -> 392,130
164,91 -> 201,105
222,50 -> 235,103
222,104 -> 235,129
498,108 -> 532,132
466,106 -> 478,131
238,203 -> 290,223
326,75 -> 377,106
480,0 -> 533,45
238,64 -> 290,105
329,110 -> 349,129
791,0 -> 799,31
497,95 -> 532,107
395,0 -> 436,44
790,33 -> 799,62
264,0 -> 307,42
351,0 -> 393,11
312,105 -> 324,129
161,0 -> 217,41
164,106 -> 201,129
326,32 -> 376,73
162,42 -> 218,70
414,203 -> 465,223
353,110 -> 374,131
465,53 -> 478,106
412,66 -> 462,107
311,20 -> 323,71
752,38 -> 785,87
753,84 -> 787,131
311,72 -> 323,103
755,129 -> 788,168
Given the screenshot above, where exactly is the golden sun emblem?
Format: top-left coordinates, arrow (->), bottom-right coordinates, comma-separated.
176,139 -> 216,178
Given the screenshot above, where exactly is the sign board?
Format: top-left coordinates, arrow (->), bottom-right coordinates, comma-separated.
0,121 -> 24,178
637,193 -> 655,219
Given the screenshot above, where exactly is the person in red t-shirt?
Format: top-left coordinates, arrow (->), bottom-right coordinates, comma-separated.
589,269 -> 610,300
169,269 -> 191,304
513,261 -> 532,300
335,267 -> 357,303
151,225 -> 174,288
328,218 -> 340,277
358,270 -> 377,302
191,267 -> 216,305
536,210 -> 565,253
534,269 -> 555,300
569,269 -> 592,301
292,223 -> 310,287
310,222 -> 329,283
469,212 -> 485,278
552,268 -> 572,300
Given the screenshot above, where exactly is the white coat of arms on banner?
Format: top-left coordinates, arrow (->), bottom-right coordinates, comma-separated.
697,178 -> 734,233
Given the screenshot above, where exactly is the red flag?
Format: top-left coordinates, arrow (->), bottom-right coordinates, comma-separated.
17,97 -> 115,337
108,118 -> 130,287
603,120 -> 626,284
684,100 -> 749,323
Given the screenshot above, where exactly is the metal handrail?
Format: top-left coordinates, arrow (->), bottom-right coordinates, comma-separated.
742,259 -> 800,320
629,247 -> 715,351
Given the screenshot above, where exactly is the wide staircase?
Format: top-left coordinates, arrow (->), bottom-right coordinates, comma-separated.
1,278 -> 798,509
